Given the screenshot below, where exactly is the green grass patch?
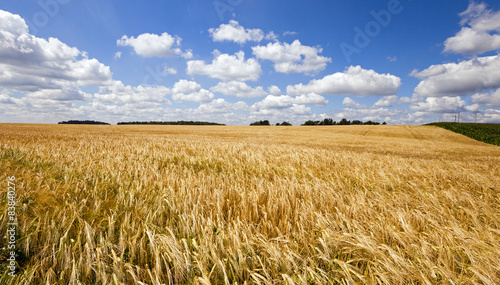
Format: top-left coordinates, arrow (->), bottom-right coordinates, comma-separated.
427,122 -> 500,146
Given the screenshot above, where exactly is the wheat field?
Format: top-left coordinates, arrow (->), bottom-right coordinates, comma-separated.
0,124 -> 499,284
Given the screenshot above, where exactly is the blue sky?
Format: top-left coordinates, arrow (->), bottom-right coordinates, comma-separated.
0,0 -> 499,125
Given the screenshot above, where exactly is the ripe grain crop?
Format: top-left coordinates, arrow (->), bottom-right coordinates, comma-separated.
0,124 -> 499,284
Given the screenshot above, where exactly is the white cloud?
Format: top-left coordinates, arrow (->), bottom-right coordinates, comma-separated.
196,98 -> 248,114
29,83 -> 91,101
465,104 -> 481,112
210,81 -> 267,98
483,108 -> 500,122
334,108 -> 408,124
252,93 -> 327,110
0,10 -> 112,101
251,103 -> 312,117
171,79 -> 214,102
472,89 -> 500,107
114,51 -> 122,59
287,66 -> 401,96
252,40 -> 331,75
410,96 -> 466,113
0,10 -> 28,36
387,56 -> 397,62
117,32 -> 190,58
265,31 -> 278,41
374,95 -> 411,107
283,31 -> 298,37
342,97 -> 366,109
293,93 -> 328,106
163,66 -> 177,75
182,50 -> 193,59
209,20 -> 265,44
94,80 -> 171,105
253,95 -> 294,109
444,2 -> 500,54
411,55 -> 500,97
268,85 -> 282,96
187,50 -> 261,81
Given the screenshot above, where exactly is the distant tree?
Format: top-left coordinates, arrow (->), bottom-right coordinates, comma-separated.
250,120 -> 271,126
280,121 -> 292,126
382,122 -> 387,125
117,121 -> 225,125
276,123 -> 280,126
58,120 -> 110,125
302,118 -> 382,126
322,118 -> 334,125
363,120 -> 381,125
338,118 -> 350,125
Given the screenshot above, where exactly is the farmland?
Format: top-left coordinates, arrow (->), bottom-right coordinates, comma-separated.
427,122 -> 500,146
0,124 -> 499,284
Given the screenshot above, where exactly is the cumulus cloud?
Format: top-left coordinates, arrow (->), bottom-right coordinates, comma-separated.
0,10 -> 112,101
411,55 -> 500,97
268,85 -> 282,96
483,108 -> 500,122
252,93 -> 328,110
374,95 -> 411,107
330,95 -> 417,124
410,96 -> 466,113
117,32 -> 192,58
444,2 -> 500,54
387,56 -> 398,62
171,79 -> 214,102
0,10 -> 28,36
94,80 -> 171,105
294,93 -> 328,106
29,83 -> 92,101
209,20 -> 266,44
187,50 -> 261,81
342,97 -> 366,109
251,103 -> 312,117
335,108 -> 408,124
472,89 -> 500,107
210,81 -> 267,98
196,98 -> 248,114
252,40 -> 331,75
287,66 -> 401,96
114,51 -> 122,59
265,31 -> 278,41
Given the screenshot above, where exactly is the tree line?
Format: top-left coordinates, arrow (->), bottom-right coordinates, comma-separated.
117,121 -> 226,126
302,118 -> 386,126
250,118 -> 386,126
58,120 -> 110,125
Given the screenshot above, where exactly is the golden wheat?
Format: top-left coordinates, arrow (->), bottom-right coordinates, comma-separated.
0,123 -> 499,284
